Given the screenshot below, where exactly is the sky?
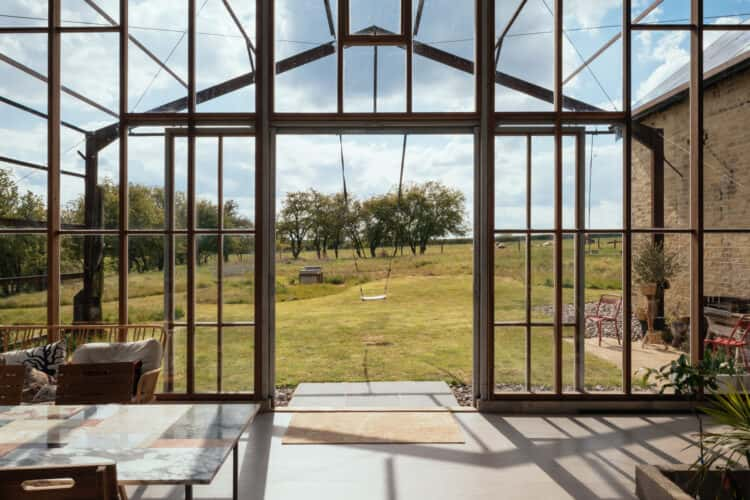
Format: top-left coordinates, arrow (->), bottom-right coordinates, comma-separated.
2,0 -> 750,234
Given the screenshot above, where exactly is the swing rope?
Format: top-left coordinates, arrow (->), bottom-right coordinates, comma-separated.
338,134 -> 408,301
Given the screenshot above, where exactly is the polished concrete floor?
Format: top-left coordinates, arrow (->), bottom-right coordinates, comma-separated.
125,412 -> 701,500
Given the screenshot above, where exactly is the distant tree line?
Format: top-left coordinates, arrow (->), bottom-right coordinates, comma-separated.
276,181 -> 467,259
1,170 -> 253,297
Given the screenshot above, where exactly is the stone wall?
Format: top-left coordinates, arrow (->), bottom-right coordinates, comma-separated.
631,66 -> 750,318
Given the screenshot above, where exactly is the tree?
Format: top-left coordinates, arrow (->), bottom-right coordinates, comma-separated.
361,193 -> 398,257
307,190 -> 330,259
398,182 -> 466,255
0,168 -> 47,296
277,191 -> 312,259
326,193 -> 348,258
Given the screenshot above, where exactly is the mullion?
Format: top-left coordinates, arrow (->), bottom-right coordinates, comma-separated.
525,135 -> 532,391
217,137 -> 224,393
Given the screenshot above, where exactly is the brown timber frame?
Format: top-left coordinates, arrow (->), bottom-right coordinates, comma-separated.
1,0 -> 744,410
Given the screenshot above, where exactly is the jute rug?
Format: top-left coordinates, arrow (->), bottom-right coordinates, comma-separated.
282,411 -> 465,445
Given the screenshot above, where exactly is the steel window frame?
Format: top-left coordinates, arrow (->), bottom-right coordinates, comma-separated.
2,0 -> 749,408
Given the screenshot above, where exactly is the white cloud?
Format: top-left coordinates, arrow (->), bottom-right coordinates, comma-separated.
634,30 -> 689,102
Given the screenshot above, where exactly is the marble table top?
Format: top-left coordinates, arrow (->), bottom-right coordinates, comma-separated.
0,404 -> 260,485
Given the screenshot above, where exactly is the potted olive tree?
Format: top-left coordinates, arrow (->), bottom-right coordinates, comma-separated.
633,241 -> 682,345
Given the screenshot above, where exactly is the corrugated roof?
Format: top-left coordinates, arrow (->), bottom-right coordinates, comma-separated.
634,27 -> 750,113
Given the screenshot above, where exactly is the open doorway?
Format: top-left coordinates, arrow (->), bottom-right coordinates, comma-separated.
274,133 -> 474,407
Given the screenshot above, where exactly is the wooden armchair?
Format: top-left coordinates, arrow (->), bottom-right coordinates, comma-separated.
0,364 -> 24,405
0,464 -> 119,500
56,363 -> 136,405
0,324 -> 169,404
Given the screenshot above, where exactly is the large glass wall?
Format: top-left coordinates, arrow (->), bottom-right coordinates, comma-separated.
2,0 -> 747,404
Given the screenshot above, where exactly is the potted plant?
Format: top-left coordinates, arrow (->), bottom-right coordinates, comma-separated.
636,351 -> 747,499
633,241 -> 682,343
638,383 -> 750,498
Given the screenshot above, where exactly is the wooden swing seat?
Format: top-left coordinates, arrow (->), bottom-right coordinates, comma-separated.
361,294 -> 387,302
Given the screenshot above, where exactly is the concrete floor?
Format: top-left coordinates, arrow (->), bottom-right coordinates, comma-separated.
289,381 -> 459,408
125,412 -> 701,500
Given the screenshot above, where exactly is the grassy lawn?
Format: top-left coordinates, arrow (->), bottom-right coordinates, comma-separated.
0,240 -> 627,391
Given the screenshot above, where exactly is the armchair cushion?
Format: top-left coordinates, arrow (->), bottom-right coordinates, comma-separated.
71,338 -> 162,372
0,339 -> 66,377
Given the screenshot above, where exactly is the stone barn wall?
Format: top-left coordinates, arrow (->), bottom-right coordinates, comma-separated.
631,65 -> 750,319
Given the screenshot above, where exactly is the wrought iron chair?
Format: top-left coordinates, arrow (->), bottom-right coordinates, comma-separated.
585,294 -> 623,346
704,314 -> 750,370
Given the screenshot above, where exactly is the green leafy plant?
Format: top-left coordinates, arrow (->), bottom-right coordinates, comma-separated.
686,384 -> 750,497
641,350 -> 737,396
633,241 -> 682,286
700,385 -> 750,470
641,350 -> 739,465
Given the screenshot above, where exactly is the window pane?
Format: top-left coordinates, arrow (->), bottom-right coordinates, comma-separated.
60,235 -> 119,324
222,326 -> 254,392
494,326 -> 527,392
128,1 -> 188,113
561,123 -> 624,231
275,0 -> 337,112
495,135 -> 526,229
196,235 -> 219,322
584,234 -> 624,392
196,0 -> 255,112
195,326 -> 218,393
633,0 -> 689,24
562,133 -> 576,230
530,327 -> 554,392
704,1 -> 750,22
349,0 -> 401,35
0,33 -> 48,230
531,136 -> 554,230
128,235 -> 166,323
0,235 -> 47,325
412,0 -> 474,112
0,3 -> 48,27
632,31 -> 691,229
61,0 -> 119,27
703,30 -> 750,229
175,137 -> 188,230
166,326 -> 188,393
344,46 -> 406,112
223,136 -> 255,229
175,235 -> 188,322
61,32 -> 120,230
223,235 -> 255,322
530,234 -> 554,322
563,1 -> 623,111
631,233 -> 690,393
196,137 -> 219,229
129,133 -> 165,230
495,0 -> 554,111
494,237 -> 526,322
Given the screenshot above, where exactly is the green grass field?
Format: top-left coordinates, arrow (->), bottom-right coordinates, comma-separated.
0,240 -> 627,391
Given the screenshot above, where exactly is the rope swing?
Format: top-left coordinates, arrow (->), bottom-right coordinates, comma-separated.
339,134 -> 408,302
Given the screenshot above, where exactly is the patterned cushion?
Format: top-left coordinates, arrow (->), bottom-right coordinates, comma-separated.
0,339 -> 67,377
